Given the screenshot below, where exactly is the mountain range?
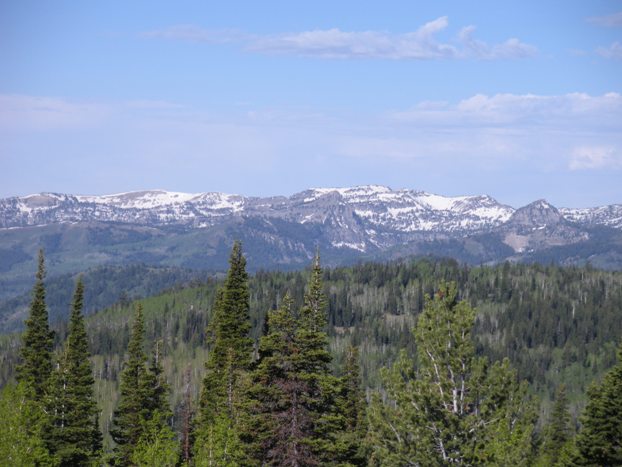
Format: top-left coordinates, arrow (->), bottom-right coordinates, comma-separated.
1,185 -> 621,305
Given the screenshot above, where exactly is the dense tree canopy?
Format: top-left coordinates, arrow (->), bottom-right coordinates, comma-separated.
1,251 -> 622,465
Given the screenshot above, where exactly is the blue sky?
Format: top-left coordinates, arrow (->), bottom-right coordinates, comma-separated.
1,1 -> 621,207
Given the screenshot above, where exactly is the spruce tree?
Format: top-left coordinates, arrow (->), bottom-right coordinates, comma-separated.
199,241 -> 252,420
538,385 -> 572,466
296,253 -> 341,462
196,242 -> 253,461
575,342 -> 622,465
180,366 -> 195,465
251,294 -> 316,466
142,340 -> 171,421
110,304 -> 150,465
17,249 -> 53,399
46,277 -> 102,465
334,346 -> 367,466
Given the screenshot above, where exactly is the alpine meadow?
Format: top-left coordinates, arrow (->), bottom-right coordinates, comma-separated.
2,1 -> 622,466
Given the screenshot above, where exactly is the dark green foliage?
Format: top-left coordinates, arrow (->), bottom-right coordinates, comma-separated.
249,254 -> 354,465
199,241 -> 252,420
251,293 -> 317,465
142,340 -> 171,421
538,385 -> 572,465
333,346 -> 366,466
196,241 -> 253,463
574,343 -> 622,466
17,249 -> 54,400
110,304 -> 174,465
0,262 -> 212,334
1,257 -> 622,458
46,278 -> 101,465
110,304 -> 149,464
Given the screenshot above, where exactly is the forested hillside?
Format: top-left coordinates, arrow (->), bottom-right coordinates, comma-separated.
1,249 -> 621,464
0,263 -> 212,333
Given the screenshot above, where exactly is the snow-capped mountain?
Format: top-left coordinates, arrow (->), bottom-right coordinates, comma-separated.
1,185 -> 621,302
560,204 -> 622,230
2,185 -> 619,238
0,185 -> 516,233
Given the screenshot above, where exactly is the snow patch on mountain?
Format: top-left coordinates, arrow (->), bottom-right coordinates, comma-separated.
561,205 -> 622,229
77,190 -> 201,209
1,187 -> 620,237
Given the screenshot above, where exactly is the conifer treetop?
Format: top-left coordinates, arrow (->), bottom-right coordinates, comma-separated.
17,248 -> 53,399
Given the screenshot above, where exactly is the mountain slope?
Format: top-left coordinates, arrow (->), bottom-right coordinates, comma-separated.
1,186 -> 621,308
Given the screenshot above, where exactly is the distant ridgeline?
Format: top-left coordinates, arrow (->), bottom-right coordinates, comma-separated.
1,253 -> 621,464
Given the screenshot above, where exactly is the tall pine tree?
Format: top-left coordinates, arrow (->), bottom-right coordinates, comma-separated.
251,293 -> 316,466
110,304 -> 150,465
199,241 -> 252,418
249,254 -> 348,465
46,277 -> 102,465
17,249 -> 53,399
334,346 -> 367,466
196,241 -> 252,462
296,252 -> 342,463
537,385 -> 572,466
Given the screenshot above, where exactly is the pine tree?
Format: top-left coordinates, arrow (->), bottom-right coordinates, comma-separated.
199,241 -> 252,420
537,385 -> 572,466
196,241 -> 253,461
46,277 -> 101,465
112,322 -> 174,466
110,304 -> 150,465
296,253 -> 342,462
142,340 -> 171,421
17,249 -> 54,399
334,346 -> 367,466
368,283 -> 536,465
180,366 -> 194,465
575,342 -> 622,465
251,294 -> 317,466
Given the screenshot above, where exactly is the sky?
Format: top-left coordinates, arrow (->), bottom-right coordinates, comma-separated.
1,1 -> 621,208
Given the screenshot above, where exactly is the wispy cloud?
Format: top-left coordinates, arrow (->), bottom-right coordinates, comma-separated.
0,94 -> 110,131
339,93 -> 622,172
587,11 -> 622,27
142,25 -> 244,43
570,146 -> 622,170
3,92 -> 619,199
143,17 -> 536,60
389,92 -> 622,128
597,41 -> 622,59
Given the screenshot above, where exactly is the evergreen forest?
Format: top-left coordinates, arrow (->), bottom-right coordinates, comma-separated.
1,244 -> 621,466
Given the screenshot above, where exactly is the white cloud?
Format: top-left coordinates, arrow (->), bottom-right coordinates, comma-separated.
338,93 -> 622,171
390,92 -> 622,128
587,11 -> 622,27
458,26 -> 536,59
3,92 -> 620,184
143,17 -> 536,60
597,41 -> 622,59
0,95 -> 110,131
570,146 -> 621,170
142,25 -> 244,43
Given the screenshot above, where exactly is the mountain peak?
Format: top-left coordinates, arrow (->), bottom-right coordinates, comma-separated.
508,199 -> 562,228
